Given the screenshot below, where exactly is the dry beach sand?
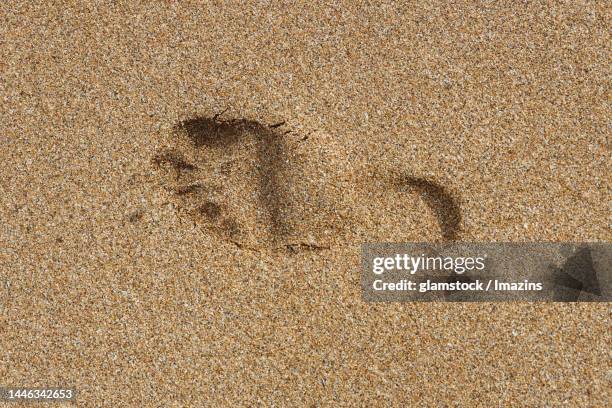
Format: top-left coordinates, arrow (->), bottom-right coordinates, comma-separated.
1,1 -> 610,406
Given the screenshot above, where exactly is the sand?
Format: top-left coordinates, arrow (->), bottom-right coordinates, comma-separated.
1,1 -> 610,406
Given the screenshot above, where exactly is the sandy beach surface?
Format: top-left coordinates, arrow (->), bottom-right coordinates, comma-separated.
1,2 -> 610,406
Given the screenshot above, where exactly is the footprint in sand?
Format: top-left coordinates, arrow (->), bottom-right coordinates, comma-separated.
152,114 -> 342,250
152,113 -> 463,251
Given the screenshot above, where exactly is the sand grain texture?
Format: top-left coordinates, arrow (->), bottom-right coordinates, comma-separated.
1,1 -> 610,406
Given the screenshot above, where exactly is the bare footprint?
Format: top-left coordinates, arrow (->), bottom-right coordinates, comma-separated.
152,114 -> 342,251
152,112 -> 464,250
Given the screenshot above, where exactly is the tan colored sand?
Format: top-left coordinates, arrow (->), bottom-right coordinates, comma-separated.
1,1 -> 610,406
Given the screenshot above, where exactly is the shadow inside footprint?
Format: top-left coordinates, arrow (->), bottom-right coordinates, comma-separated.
181,117 -> 245,148
154,115 -> 293,247
179,117 -> 291,241
398,176 -> 462,242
